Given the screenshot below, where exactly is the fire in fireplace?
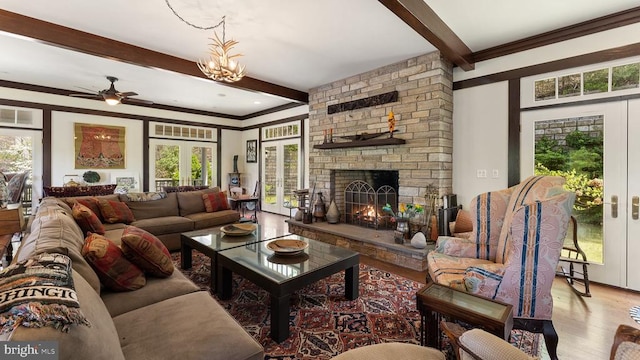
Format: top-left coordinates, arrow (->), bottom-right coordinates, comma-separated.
344,180 -> 396,230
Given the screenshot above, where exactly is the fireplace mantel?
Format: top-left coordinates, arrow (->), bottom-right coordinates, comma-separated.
313,137 -> 406,149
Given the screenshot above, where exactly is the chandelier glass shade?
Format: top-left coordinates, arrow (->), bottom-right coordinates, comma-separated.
197,32 -> 246,83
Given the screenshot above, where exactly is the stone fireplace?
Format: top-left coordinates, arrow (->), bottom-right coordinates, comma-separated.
287,51 -> 454,270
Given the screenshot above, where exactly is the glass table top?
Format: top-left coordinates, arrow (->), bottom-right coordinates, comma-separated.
217,234 -> 359,283
182,224 -> 285,251
423,283 -> 509,320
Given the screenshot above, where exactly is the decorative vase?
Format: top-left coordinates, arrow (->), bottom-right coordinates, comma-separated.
411,232 -> 427,249
326,200 -> 340,224
394,217 -> 410,244
294,209 -> 304,221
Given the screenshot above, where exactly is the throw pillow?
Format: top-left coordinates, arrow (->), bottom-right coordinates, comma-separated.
72,202 -> 106,235
63,197 -> 102,219
0,253 -> 91,334
202,192 -> 230,212
82,233 -> 146,291
121,226 -> 174,278
97,199 -> 135,224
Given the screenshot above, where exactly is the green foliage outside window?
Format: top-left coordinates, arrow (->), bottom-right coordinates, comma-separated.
535,130 -> 603,224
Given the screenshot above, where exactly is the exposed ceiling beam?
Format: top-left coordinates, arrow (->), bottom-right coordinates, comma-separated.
473,6 -> 640,62
379,0 -> 474,71
0,9 -> 309,104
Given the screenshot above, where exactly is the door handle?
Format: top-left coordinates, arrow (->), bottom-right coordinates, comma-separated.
633,196 -> 639,220
611,195 -> 618,218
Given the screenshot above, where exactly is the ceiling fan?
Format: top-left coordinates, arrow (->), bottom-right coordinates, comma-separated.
70,76 -> 153,106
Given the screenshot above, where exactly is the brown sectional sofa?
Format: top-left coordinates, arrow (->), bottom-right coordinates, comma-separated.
8,196 -> 263,360
60,187 -> 240,251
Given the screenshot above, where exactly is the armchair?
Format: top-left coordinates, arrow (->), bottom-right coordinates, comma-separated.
427,176 -> 575,360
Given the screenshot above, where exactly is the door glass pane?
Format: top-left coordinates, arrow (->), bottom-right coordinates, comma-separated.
264,145 -> 278,206
0,135 -> 33,213
191,146 -> 213,186
283,144 -> 299,207
534,116 -> 604,263
154,144 -> 179,191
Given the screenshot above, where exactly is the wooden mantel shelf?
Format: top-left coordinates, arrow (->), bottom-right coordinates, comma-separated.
313,137 -> 406,149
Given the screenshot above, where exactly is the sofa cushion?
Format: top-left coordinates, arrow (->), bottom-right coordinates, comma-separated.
119,192 -> 167,202
203,191 -> 230,212
82,233 -> 146,291
121,226 -> 174,278
101,270 -> 199,317
130,216 -> 194,236
113,291 -> 263,360
72,202 -> 105,235
177,188 -> 220,216
97,199 -> 135,224
0,253 -> 90,334
185,210 -> 241,230
123,192 -> 179,220
10,269 -> 126,360
17,202 -> 102,294
62,194 -> 120,222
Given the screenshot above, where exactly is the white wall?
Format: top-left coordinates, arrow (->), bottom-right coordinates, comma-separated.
50,111 -> 144,187
452,82 -> 509,207
451,22 -> 640,206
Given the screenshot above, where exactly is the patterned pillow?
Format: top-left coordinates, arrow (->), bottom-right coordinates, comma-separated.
0,253 -> 91,334
122,192 -> 167,202
97,199 -> 135,224
64,197 -> 103,221
72,202 -> 105,235
202,192 -> 230,212
82,233 -> 146,291
121,226 -> 174,278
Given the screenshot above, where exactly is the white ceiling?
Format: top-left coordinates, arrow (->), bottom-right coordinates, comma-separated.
0,0 -> 638,117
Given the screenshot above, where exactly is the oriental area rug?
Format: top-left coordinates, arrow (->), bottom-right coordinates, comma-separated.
171,253 -> 547,360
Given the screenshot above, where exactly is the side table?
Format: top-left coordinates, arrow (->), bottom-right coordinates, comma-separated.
0,203 -> 25,263
416,282 -> 513,349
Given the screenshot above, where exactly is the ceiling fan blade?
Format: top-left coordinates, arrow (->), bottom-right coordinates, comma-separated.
69,93 -> 101,99
117,91 -> 138,97
75,86 -> 98,92
122,97 -> 154,105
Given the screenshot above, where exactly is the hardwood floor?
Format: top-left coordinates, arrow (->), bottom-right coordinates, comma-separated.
257,211 -> 640,359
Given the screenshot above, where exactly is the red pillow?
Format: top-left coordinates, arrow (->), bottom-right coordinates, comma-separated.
121,226 -> 174,278
72,202 -> 105,235
82,233 -> 146,291
97,199 -> 135,224
202,192 -> 230,212
65,197 -> 103,222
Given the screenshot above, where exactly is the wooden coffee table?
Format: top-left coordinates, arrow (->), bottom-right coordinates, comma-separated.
417,282 -> 513,349
217,235 -> 360,342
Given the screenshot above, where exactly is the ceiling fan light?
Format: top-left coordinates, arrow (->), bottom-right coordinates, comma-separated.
104,95 -> 120,106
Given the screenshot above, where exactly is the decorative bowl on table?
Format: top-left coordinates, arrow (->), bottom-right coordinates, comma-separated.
266,239 -> 309,256
220,223 -> 257,236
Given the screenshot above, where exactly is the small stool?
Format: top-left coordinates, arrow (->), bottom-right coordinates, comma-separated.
331,343 -> 444,360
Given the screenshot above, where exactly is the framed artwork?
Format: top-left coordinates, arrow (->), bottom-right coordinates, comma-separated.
74,123 -> 126,169
246,140 -> 257,163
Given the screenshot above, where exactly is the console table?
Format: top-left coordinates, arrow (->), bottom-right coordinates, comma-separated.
417,282 -> 513,349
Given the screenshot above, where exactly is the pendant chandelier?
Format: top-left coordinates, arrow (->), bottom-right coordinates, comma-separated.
165,1 -> 246,83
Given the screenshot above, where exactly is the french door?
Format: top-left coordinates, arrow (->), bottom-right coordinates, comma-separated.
261,139 -> 300,215
522,100 -> 640,290
149,139 -> 216,191
0,128 -> 42,214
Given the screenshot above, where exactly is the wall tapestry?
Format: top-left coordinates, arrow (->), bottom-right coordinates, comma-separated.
74,123 -> 126,169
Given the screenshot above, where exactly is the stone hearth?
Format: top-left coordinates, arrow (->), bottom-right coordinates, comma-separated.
286,219 -> 434,271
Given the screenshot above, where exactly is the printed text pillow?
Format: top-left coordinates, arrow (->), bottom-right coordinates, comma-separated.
202,192 -> 230,212
0,253 -> 91,334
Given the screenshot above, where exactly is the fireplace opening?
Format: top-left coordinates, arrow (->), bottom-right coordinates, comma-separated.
330,170 -> 400,228
344,180 -> 396,229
